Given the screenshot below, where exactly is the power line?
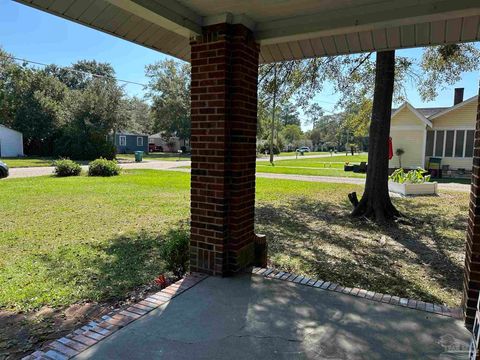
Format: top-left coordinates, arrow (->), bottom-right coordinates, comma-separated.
2,54 -> 148,87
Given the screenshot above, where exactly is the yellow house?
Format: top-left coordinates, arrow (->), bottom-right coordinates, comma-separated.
389,89 -> 478,172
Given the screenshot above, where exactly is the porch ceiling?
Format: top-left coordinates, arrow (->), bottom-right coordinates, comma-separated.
15,0 -> 480,63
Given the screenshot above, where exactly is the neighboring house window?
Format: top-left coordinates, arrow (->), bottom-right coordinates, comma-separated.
434,131 -> 444,157
444,131 -> 454,157
426,129 -> 474,158
455,130 -> 465,157
425,131 -> 434,157
137,137 -> 143,146
465,130 -> 475,157
119,136 -> 126,146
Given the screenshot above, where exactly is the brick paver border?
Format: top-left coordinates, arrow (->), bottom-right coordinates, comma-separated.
22,272 -> 208,360
250,267 -> 463,319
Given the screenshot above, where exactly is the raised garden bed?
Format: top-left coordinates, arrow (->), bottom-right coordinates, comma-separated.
388,181 -> 438,196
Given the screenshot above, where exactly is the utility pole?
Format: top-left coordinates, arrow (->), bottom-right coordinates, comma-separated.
269,64 -> 277,164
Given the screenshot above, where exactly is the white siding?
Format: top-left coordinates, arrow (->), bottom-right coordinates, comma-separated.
0,125 -> 24,157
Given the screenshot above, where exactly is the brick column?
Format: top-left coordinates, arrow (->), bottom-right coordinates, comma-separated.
463,83 -> 480,329
189,23 -> 260,276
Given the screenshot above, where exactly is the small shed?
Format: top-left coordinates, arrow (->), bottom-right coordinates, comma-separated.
114,132 -> 148,154
0,124 -> 24,157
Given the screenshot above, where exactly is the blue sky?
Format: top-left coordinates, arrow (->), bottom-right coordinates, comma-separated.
1,0 -> 478,129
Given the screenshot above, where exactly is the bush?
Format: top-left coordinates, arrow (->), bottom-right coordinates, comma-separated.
54,129 -> 116,161
88,158 -> 120,177
161,229 -> 189,278
389,168 -> 431,184
53,158 -> 82,177
257,142 -> 280,155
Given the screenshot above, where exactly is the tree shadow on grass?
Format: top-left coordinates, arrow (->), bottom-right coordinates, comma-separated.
1,224 -> 189,359
255,195 -> 466,306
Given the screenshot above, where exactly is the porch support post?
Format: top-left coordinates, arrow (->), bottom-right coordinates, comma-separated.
464,82 -> 480,329
189,23 -> 261,276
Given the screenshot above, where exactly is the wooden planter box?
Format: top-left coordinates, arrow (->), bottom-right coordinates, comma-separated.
388,181 -> 438,196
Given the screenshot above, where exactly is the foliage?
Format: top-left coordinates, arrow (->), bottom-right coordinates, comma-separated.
343,98 -> 373,138
160,228 -> 189,278
420,44 -> 480,100
0,50 -> 69,155
281,124 -> 304,145
395,148 -> 405,156
279,102 -> 302,127
54,79 -> 122,160
146,59 -> 190,142
88,158 -> 120,177
257,141 -> 281,155
53,158 -> 82,177
389,168 -> 431,184
120,97 -> 154,134
44,60 -> 116,90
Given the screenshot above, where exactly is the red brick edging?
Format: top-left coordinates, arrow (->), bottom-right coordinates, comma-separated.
250,267 -> 463,319
22,273 -> 208,360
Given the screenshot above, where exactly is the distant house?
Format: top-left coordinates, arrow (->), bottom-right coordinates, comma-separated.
148,133 -> 183,152
389,88 -> 477,171
112,132 -> 148,154
0,124 -> 24,157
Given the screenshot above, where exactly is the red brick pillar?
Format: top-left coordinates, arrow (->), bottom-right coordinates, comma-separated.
464,84 -> 480,329
189,24 -> 260,276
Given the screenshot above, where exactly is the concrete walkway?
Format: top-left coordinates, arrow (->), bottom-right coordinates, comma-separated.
74,273 -> 470,360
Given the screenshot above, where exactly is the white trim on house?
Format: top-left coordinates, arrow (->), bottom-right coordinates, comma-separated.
137,137 -> 144,146
421,127 -> 427,168
428,95 -> 478,120
119,135 -> 127,146
391,102 -> 433,127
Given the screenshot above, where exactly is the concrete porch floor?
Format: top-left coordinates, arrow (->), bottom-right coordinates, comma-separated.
74,273 -> 471,360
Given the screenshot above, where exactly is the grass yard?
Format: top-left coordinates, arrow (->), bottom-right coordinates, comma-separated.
0,169 -> 466,311
0,169 -> 468,357
0,157 -> 56,168
1,152 -> 191,169
256,154 -> 368,178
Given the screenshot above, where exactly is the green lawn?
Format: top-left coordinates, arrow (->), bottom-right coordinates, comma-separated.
277,151 -> 329,157
0,169 -> 467,313
1,153 -> 191,169
256,154 -> 368,178
0,157 -> 55,168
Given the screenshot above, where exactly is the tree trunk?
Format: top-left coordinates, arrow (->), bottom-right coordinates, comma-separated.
351,50 -> 400,223
269,65 -> 277,164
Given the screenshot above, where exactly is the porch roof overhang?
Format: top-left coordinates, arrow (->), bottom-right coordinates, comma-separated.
14,0 -> 480,63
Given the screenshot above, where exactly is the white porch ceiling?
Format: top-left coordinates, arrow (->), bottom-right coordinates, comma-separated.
14,0 -> 480,63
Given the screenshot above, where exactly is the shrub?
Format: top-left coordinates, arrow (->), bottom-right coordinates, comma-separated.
88,158 -> 120,177
53,158 -> 82,177
389,168 -> 431,184
161,229 -> 189,278
257,142 -> 280,155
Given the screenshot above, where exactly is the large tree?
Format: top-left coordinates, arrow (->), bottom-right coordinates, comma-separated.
145,59 -> 190,145
44,60 -> 116,90
350,51 -> 399,222
258,44 -> 480,223
120,97 -> 154,134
